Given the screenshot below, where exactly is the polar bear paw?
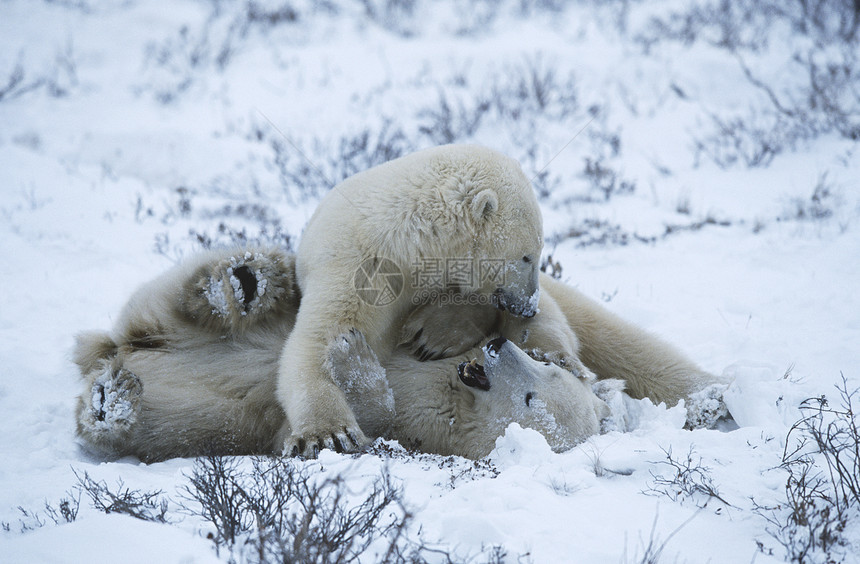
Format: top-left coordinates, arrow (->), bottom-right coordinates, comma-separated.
284,424 -> 368,459
203,252 -> 279,317
325,329 -> 395,439
79,364 -> 142,437
684,383 -> 730,429
524,348 -> 597,382
184,250 -> 297,331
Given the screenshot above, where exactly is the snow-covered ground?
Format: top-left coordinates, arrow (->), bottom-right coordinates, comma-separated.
1,1 -> 858,562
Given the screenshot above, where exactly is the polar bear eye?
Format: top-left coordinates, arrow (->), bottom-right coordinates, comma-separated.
522,256 -> 532,263
525,392 -> 534,407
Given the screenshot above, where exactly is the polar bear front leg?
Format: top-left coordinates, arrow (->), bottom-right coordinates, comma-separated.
326,329 -> 395,439
277,313 -> 371,457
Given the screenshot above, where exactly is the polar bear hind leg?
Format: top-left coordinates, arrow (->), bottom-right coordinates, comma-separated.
180,248 -> 298,333
75,355 -> 143,456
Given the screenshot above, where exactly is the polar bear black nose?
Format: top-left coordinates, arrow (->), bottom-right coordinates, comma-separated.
485,336 -> 507,355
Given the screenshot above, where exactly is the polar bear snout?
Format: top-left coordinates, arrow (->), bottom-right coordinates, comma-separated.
484,336 -> 508,357
489,259 -> 540,318
492,289 -> 538,318
480,337 -> 536,384
482,336 -> 522,369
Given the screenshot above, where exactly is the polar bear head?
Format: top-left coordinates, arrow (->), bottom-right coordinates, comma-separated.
297,144 -> 544,318
404,145 -> 544,318
453,336 -> 609,458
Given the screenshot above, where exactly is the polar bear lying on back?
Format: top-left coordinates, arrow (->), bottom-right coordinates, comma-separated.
73,246 -> 729,462
73,248 -> 614,461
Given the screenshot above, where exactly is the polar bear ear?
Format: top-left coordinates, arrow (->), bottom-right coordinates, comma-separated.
470,189 -> 498,222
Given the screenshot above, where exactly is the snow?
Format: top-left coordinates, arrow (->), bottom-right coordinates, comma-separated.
1,1 -> 859,563
3,513 -> 223,564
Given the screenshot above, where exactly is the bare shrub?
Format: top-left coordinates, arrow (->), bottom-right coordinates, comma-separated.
189,222 -> 295,251
181,454 -> 415,560
754,374 -> 860,563
180,454 -> 506,563
547,218 -> 641,249
0,44 -> 79,103
6,454 -> 514,562
539,253 -> 563,280
74,469 -> 170,523
644,446 -> 732,510
2,471 -> 165,532
2,493 -> 80,533
360,0 -> 418,37
42,495 -> 80,526
0,61 -> 42,102
417,89 -> 490,144
141,1 -> 308,102
138,120 -> 411,255
662,215 -> 732,237
516,0 -> 568,16
781,173 -> 841,222
734,44 -> 860,143
488,56 -> 579,121
646,1 -> 860,167
414,58 -> 595,198
190,202 -> 295,250
778,0 -> 860,43
520,143 -> 563,200
635,0 -> 774,52
694,108 -> 813,169
581,157 -> 636,201
260,119 -> 412,203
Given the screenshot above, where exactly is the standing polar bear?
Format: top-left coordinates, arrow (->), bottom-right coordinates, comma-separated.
73,248 -> 614,462
280,145 -> 552,456
280,144 -> 723,456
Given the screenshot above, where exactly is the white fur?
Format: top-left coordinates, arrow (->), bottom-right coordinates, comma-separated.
73,248 -> 606,461
539,275 -> 727,406
278,144 -> 545,455
407,273 -> 729,409
73,245 -> 728,462
73,146 -> 728,461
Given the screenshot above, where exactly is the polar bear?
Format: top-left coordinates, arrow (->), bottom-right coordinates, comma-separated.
73,248 -> 612,461
405,274 -> 726,410
278,144 -> 554,456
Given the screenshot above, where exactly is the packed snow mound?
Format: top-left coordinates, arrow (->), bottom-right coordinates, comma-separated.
722,362 -> 808,430
490,423 -> 555,468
